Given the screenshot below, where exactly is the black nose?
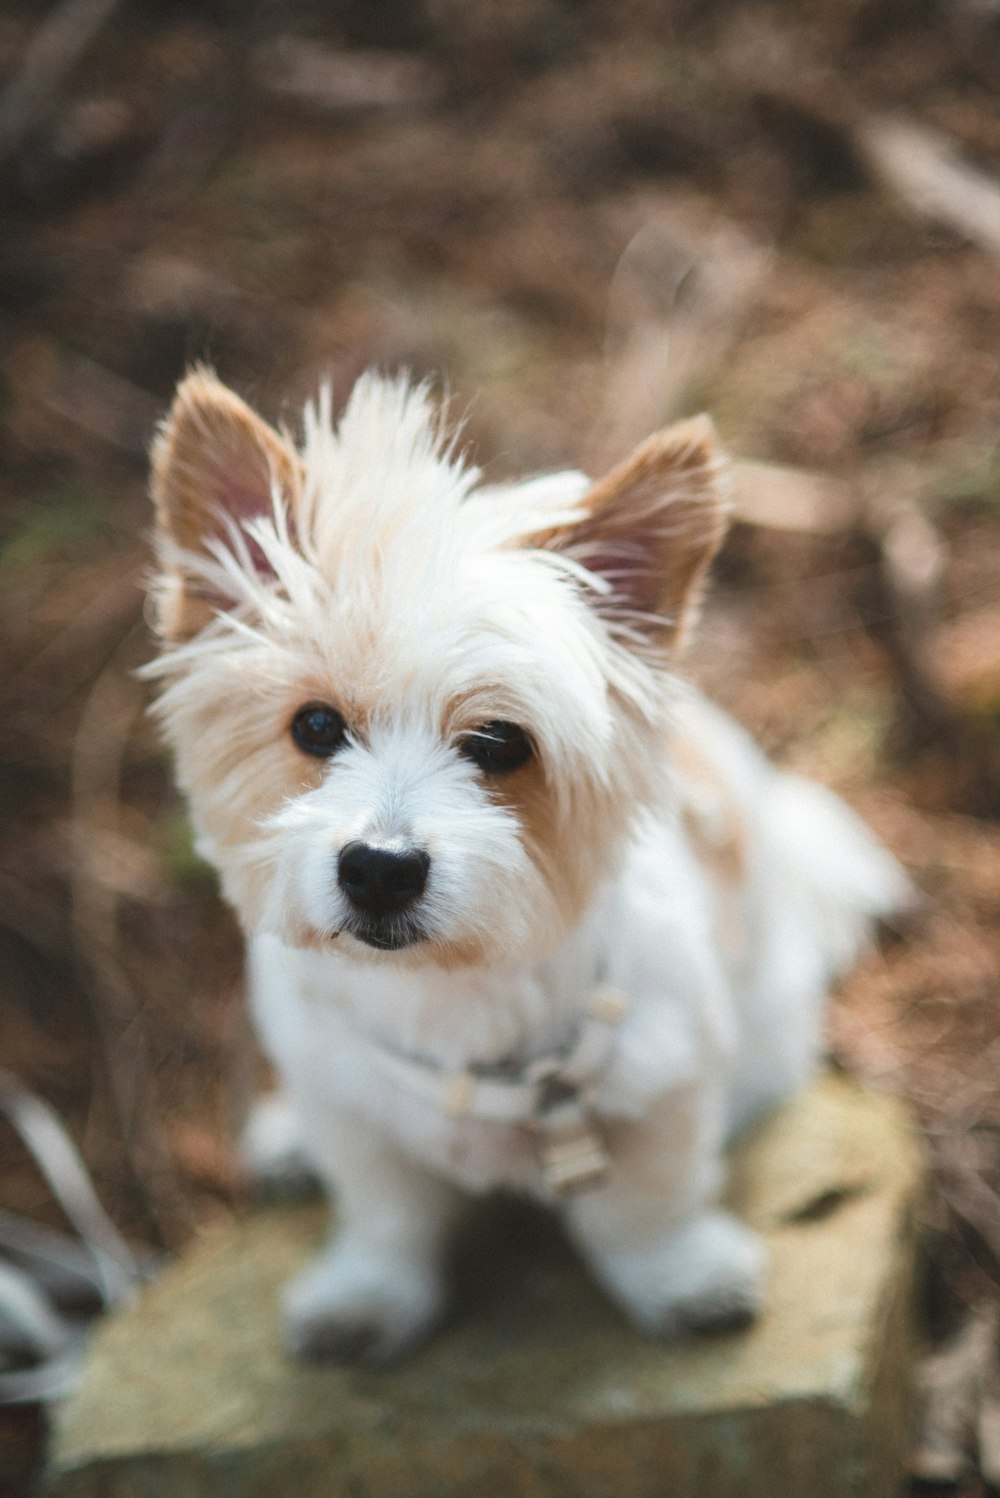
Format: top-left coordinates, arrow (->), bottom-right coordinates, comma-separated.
337,841 -> 430,917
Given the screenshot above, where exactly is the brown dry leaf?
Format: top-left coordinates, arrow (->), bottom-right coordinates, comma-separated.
168,1125 -> 239,1198
929,606 -> 1000,715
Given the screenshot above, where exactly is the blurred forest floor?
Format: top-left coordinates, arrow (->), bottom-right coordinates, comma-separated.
2,0 -> 1000,1491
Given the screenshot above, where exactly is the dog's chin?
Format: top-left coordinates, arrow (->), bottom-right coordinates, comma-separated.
334,921 -> 509,973
354,930 -> 422,952
343,920 -> 427,955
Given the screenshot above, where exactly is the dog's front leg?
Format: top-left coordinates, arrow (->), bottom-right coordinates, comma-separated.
283,1111 -> 462,1365
563,1083 -> 767,1338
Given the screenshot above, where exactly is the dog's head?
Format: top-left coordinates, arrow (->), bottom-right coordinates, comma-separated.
145,371 -> 728,968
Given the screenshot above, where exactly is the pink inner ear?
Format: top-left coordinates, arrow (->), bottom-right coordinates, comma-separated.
219,472 -> 270,524
566,531 -> 665,621
545,416 -> 724,649
206,459 -> 280,579
242,534 -> 278,579
587,539 -> 656,603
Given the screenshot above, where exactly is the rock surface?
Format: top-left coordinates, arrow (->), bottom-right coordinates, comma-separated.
46,1074 -> 923,1497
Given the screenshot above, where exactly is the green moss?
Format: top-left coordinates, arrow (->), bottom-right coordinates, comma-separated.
157,808 -> 218,894
0,488 -> 106,574
931,439 -> 1000,512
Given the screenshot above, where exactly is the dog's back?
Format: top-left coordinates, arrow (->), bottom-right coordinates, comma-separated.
668,690 -> 911,1131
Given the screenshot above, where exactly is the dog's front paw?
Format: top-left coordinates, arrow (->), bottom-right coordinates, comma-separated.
600,1210 -> 768,1340
282,1241 -> 446,1365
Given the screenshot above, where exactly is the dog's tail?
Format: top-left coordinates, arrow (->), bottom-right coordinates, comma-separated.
767,771 -> 915,983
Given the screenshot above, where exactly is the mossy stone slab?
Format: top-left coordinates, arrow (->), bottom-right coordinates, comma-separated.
46,1073 -> 924,1498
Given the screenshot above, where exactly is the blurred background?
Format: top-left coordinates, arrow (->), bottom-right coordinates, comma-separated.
2,0 -> 1000,1489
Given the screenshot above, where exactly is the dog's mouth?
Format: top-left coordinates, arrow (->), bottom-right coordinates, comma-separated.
341,916 -> 426,952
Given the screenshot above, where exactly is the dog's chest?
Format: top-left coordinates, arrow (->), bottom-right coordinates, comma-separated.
247,821 -> 732,1195
250,942 -> 595,1193
348,1067 -> 545,1193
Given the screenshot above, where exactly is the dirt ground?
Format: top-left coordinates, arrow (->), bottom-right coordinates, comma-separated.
2,1 -> 1000,1492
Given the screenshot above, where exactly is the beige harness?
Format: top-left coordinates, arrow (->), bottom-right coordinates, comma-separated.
363,985 -> 630,1198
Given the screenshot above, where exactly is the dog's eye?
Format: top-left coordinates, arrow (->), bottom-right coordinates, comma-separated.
459,721 -> 533,775
291,702 -> 347,758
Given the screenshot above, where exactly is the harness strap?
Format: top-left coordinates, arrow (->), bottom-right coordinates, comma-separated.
364,984 -> 630,1197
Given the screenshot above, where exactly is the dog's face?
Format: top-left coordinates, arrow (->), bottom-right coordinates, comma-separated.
146,372 -> 727,969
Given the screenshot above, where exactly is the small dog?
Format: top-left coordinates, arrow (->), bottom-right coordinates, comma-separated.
144,368 -> 910,1363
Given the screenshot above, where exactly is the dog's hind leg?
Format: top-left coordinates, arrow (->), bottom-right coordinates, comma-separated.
563,1083 -> 767,1338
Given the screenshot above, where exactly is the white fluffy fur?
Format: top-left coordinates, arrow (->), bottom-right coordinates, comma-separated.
146,371 -> 911,1362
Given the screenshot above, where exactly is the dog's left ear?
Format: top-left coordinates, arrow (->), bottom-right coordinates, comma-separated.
542,415 -> 729,657
150,369 -> 303,640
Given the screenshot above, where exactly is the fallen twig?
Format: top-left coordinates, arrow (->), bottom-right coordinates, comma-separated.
857,115 -> 1000,260
730,461 -> 862,534
41,352 -> 161,459
859,489 -> 960,753
721,17 -> 1000,258
260,38 -> 438,116
0,1071 -> 151,1404
591,208 -> 772,468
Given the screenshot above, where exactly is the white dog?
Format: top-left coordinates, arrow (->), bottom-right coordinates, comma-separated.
144,369 -> 909,1363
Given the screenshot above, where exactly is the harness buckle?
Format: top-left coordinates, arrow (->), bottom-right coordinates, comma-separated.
442,1071 -> 476,1117
533,1080 -> 610,1196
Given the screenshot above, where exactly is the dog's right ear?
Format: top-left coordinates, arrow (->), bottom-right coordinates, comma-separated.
536,415 -> 729,659
150,369 -> 303,640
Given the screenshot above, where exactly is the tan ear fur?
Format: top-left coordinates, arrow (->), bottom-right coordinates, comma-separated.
542,414 -> 729,657
151,369 -> 303,640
